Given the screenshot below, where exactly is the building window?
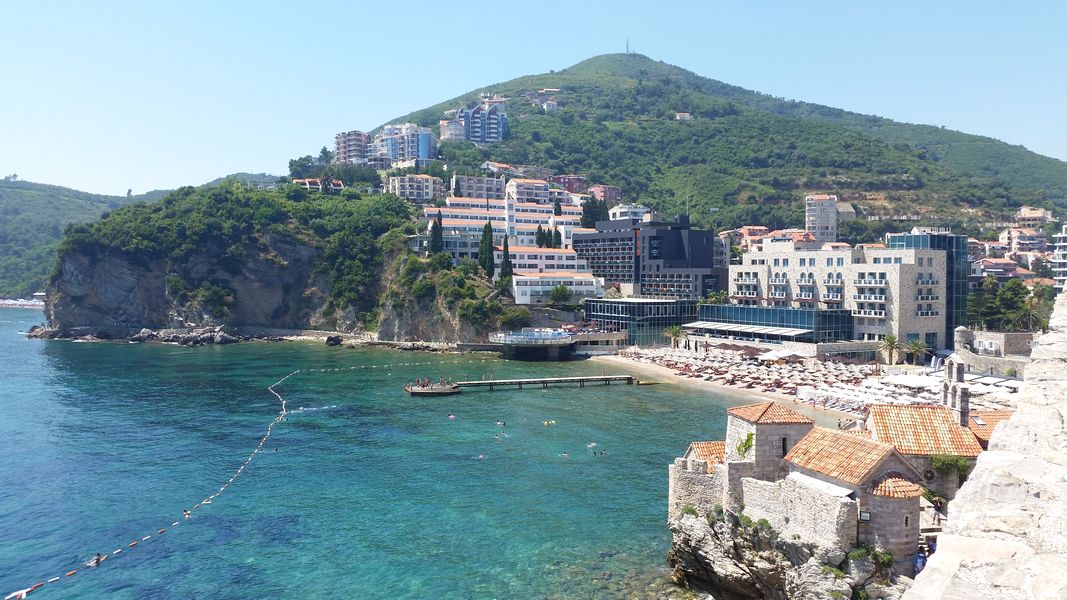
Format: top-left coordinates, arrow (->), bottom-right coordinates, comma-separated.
904,515 -> 910,528
781,437 -> 787,457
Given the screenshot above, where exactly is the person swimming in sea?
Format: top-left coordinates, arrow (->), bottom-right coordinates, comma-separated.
183,509 -> 191,520
448,413 -> 456,420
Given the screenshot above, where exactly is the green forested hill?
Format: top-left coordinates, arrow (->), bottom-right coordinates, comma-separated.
392,53 -> 1066,227
0,180 -> 169,297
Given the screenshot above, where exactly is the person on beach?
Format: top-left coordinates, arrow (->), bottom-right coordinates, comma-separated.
932,497 -> 943,525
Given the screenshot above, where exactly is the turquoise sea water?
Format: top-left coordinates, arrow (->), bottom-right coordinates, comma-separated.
0,308 -> 745,599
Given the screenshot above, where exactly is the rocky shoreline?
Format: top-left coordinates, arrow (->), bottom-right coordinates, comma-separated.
25,324 -> 465,352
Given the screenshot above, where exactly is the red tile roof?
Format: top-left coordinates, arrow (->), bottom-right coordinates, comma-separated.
869,472 -> 924,499
967,410 -> 1014,445
728,402 -> 814,425
685,441 -> 725,465
868,405 -> 982,457
785,427 -> 895,485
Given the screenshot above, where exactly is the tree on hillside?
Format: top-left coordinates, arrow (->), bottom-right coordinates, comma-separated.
535,224 -> 546,248
478,222 -> 495,278
430,210 -> 444,253
551,227 -> 562,248
553,199 -> 562,216
289,155 -> 317,179
580,199 -> 609,228
499,237 -> 514,278
327,162 -> 381,188
319,146 -> 335,165
549,284 -> 573,305
877,335 -> 904,366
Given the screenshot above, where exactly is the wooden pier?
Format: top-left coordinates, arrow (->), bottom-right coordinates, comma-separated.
454,375 -> 635,391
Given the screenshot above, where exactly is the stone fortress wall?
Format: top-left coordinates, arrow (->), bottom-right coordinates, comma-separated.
739,475 -> 858,550
904,292 -> 1067,598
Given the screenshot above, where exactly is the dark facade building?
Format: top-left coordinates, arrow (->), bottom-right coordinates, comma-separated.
572,216 -> 727,299
885,228 -> 968,347
687,304 -> 854,344
584,298 -> 699,346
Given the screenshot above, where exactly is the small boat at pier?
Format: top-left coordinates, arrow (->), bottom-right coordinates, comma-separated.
404,383 -> 461,396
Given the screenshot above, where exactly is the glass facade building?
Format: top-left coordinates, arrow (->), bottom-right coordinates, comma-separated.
584,298 -> 699,346
886,229 -> 968,346
694,305 -> 854,343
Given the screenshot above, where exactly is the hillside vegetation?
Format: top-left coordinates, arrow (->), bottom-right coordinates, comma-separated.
398,53 -> 1065,230
0,180 -> 167,297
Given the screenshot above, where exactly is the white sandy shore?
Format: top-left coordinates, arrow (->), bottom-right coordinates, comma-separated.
589,354 -> 854,428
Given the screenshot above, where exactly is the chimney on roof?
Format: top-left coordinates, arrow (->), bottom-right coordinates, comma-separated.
956,386 -> 971,427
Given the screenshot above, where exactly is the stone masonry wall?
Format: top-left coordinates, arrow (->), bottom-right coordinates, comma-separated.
903,292 -> 1067,599
668,460 -> 726,521
739,476 -> 858,550
752,422 -> 815,481
860,493 -> 920,577
723,416 -> 756,463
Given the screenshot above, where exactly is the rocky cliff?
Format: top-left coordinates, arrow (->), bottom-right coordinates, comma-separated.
668,511 -> 910,600
902,293 -> 1067,599
44,233 -> 329,336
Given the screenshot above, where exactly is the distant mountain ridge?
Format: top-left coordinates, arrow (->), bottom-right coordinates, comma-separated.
0,174 -> 280,297
390,53 -> 1066,223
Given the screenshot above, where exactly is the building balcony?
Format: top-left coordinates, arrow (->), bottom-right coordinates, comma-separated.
915,294 -> 940,301
917,278 -> 940,285
733,290 -> 759,297
733,276 -> 759,284
822,293 -> 843,301
852,309 -> 886,318
795,292 -> 815,299
822,278 -> 843,284
853,294 -> 887,302
768,291 -> 789,299
916,310 -> 941,317
769,279 -> 789,286
853,278 -> 887,286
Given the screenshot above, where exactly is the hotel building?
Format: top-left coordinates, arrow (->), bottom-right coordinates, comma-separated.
804,194 -> 838,243
334,130 -> 369,164
388,174 -> 445,203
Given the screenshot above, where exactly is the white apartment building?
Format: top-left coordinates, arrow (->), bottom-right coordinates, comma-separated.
804,194 -> 838,243
334,130 -> 369,164
1052,224 -> 1067,291
387,174 -> 445,203
1016,205 -> 1055,227
609,203 -> 651,221
439,119 -> 464,141
505,178 -> 551,204
510,271 -> 602,305
998,227 -> 1048,253
452,174 -> 506,199
729,236 -> 949,348
492,246 -> 590,276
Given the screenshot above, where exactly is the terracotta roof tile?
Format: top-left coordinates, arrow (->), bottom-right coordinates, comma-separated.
728,402 -> 814,425
685,441 -> 725,465
785,427 -> 895,485
869,472 -> 924,499
967,410 -> 1014,444
868,405 -> 982,458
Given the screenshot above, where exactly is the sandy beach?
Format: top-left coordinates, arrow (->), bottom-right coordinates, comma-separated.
589,354 -> 856,428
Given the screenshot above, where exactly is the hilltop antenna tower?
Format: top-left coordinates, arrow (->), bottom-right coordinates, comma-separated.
626,37 -> 630,54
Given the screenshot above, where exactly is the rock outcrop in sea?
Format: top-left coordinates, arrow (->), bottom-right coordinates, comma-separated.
902,292 -> 1067,599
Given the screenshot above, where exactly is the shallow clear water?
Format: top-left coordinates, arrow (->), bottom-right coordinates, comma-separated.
0,309 -> 744,598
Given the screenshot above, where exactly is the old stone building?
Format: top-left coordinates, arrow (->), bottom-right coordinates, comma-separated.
669,401 -> 925,577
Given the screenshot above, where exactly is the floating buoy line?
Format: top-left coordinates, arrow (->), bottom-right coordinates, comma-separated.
4,357 -> 498,599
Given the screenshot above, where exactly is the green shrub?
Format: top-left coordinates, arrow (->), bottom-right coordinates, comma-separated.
499,308 -> 532,330
410,279 -> 437,301
738,514 -> 753,528
681,505 -> 698,517
429,252 -> 453,271
755,518 -> 772,530
821,565 -> 846,579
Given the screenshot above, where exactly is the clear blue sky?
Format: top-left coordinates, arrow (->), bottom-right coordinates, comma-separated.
2,1 -> 1065,196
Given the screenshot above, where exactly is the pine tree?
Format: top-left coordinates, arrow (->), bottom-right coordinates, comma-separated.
551,227 -> 562,248
535,224 -> 545,247
478,222 -> 495,278
499,237 -> 514,278
430,210 -> 444,253
553,199 -> 562,216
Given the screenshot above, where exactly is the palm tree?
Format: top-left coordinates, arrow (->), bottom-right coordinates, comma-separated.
664,325 -> 686,349
702,290 -> 729,304
877,335 -> 904,366
1012,294 -> 1050,332
905,339 -> 929,366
